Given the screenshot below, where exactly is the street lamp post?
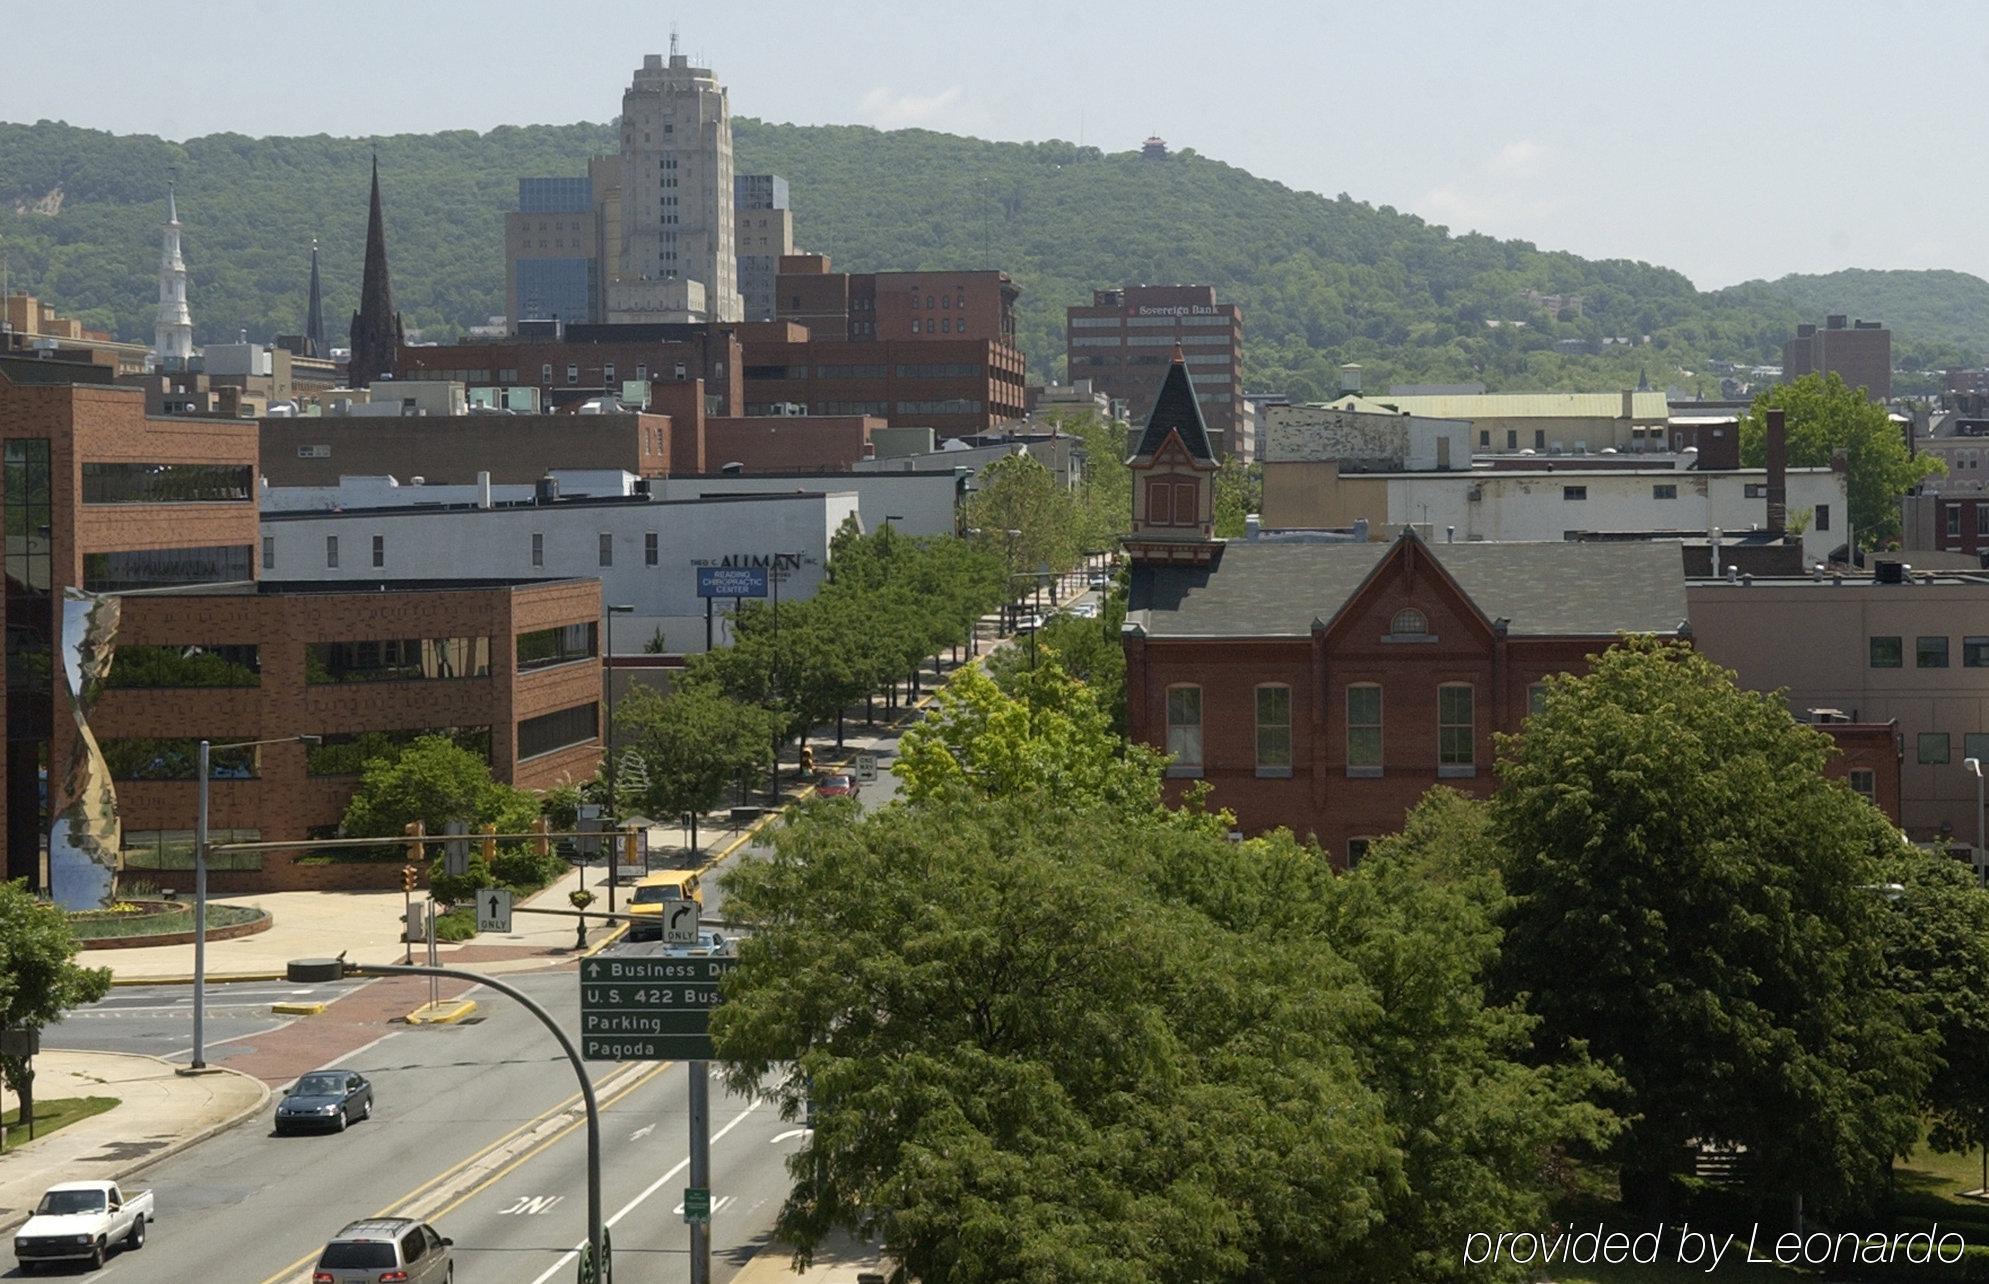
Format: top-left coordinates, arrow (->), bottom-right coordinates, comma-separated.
190,734 -> 319,1072
1966,758 -> 1985,882
603,604 -> 635,915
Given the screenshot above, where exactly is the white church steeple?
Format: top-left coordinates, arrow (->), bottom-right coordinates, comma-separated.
152,188 -> 194,366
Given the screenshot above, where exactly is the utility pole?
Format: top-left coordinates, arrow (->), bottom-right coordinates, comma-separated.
689,1060 -> 711,1284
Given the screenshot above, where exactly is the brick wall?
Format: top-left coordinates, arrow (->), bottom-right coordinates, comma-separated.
703,416 -> 878,472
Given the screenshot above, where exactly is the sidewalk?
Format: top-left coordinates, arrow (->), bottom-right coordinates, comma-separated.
733,1230 -> 893,1283
0,1050 -> 266,1232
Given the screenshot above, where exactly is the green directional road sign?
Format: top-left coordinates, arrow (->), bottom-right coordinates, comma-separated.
578,956 -> 738,1062
683,1186 -> 711,1224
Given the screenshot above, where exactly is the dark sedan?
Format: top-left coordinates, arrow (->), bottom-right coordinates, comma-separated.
275,1069 -> 373,1135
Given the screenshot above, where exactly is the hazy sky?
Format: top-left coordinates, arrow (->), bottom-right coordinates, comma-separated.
10,0 -> 1987,289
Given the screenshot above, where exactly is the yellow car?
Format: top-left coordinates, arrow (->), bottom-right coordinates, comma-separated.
626,871 -> 702,942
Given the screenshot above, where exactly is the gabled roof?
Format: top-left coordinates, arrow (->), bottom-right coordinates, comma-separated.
1126,535 -> 1686,639
1131,355 -> 1214,461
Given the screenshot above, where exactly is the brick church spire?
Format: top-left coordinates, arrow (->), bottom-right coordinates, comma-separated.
347,156 -> 404,387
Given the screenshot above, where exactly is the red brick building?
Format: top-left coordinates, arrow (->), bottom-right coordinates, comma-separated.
773,255 -> 1019,345
1068,285 -> 1243,458
0,364 -> 604,897
396,322 -> 743,415
1120,354 -> 1902,864
741,335 -> 1027,438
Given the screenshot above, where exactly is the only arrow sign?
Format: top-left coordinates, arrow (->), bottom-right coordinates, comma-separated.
664,902 -> 699,944
476,886 -> 513,933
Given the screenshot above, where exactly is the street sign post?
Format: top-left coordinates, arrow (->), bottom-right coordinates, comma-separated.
662,900 -> 699,945
477,886 -> 513,934
577,955 -> 737,1062
683,1187 -> 711,1224
852,752 -> 878,784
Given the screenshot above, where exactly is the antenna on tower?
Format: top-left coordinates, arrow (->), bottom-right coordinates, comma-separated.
670,24 -> 679,58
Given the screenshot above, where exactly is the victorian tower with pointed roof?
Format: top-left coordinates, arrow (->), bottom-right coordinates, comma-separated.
347,158 -> 404,387
152,189 -> 195,366
1124,346 -> 1222,567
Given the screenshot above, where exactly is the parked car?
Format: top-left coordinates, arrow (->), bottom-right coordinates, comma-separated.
276,1068 -> 373,1134
817,773 -> 858,799
14,1180 -> 153,1271
313,1217 -> 452,1283
1088,572 -> 1110,590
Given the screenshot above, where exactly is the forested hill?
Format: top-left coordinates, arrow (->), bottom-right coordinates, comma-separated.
2,116 -> 1981,399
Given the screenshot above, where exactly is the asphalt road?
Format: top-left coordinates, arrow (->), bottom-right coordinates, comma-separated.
45,979 -> 362,1065
22,719 -> 917,1283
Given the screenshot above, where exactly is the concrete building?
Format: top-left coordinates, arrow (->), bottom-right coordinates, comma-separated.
734,175 -> 795,322
1687,561 -> 1989,844
610,51 -> 740,324
505,172 -> 607,328
1263,403 -> 1473,473
262,490 -> 859,656
3,294 -> 153,377
1066,286 -> 1244,459
1325,389 -> 1672,455
1783,315 -> 1891,402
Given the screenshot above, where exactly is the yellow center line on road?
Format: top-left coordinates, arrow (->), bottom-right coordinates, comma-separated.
252,1058 -> 664,1284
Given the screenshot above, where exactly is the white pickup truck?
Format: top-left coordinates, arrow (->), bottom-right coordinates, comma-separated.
12,1180 -> 153,1272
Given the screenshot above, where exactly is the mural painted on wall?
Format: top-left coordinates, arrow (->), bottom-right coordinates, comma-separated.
48,589 -> 121,910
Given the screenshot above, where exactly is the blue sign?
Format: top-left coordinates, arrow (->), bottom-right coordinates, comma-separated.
697,566 -> 769,599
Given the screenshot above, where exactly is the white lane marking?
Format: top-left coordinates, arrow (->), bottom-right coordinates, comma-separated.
153,1016 -> 302,1062
500,1194 -> 565,1216
769,1128 -> 812,1145
524,1099 -> 760,1284
628,1123 -> 655,1141
671,1194 -> 736,1217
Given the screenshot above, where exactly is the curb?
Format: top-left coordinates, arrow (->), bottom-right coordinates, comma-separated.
0,1054 -> 271,1238
270,1001 -> 325,1016
109,970 -> 288,988
404,999 -> 478,1026
576,921 -> 629,959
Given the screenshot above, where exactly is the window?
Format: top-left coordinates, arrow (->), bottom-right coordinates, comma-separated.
1746,483 -> 1769,499
1527,682 -> 1548,716
517,622 -> 597,670
1346,685 -> 1382,774
1949,506 -> 1962,538
1563,486 -> 1588,501
1534,429 -> 1546,449
1506,430 -> 1518,450
567,364 -> 579,385
1389,608 -> 1429,638
1652,483 -> 1677,500
541,364 -> 553,385
1479,430 -> 1490,447
1919,732 -> 1951,765
645,533 -> 658,566
1815,503 -> 1830,531
1967,733 -> 1989,763
1848,768 -> 1876,802
262,535 -> 274,569
81,545 -> 254,592
1165,686 -> 1203,773
518,702 -> 600,760
104,644 -> 260,689
531,533 -> 544,568
326,535 -> 339,569
1979,506 -> 1989,538
1255,686 -> 1292,774
598,533 -> 613,567
81,463 -> 254,504
1869,636 -> 1902,668
1438,684 -> 1475,775
102,737 -> 258,781
603,363 -> 615,384
371,535 -> 384,568
1147,479 -> 1174,525
1347,838 -> 1371,868
1918,636 -> 1950,668
306,637 -> 490,683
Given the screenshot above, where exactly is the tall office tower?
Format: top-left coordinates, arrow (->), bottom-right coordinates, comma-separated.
152,189 -> 195,366
734,174 -> 794,322
609,50 -> 740,323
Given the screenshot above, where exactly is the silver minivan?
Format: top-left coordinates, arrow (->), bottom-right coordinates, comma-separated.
312,1217 -> 452,1282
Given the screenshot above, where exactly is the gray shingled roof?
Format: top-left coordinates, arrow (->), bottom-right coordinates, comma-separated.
1126,537 -> 1687,639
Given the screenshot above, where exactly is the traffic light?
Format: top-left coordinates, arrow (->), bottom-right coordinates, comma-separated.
401,864 -> 418,893
799,745 -> 814,775
481,822 -> 498,862
403,819 -> 426,863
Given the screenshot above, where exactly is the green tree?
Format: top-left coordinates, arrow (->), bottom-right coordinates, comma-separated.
613,684 -> 780,850
986,587 -> 1127,732
0,880 -> 112,1139
1212,458 -> 1261,538
339,734 -> 536,839
963,452 -> 1079,580
1740,372 -> 1942,547
1492,636 -> 1927,1219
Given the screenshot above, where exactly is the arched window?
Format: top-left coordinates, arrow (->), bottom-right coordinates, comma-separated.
1389,608 -> 1428,637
